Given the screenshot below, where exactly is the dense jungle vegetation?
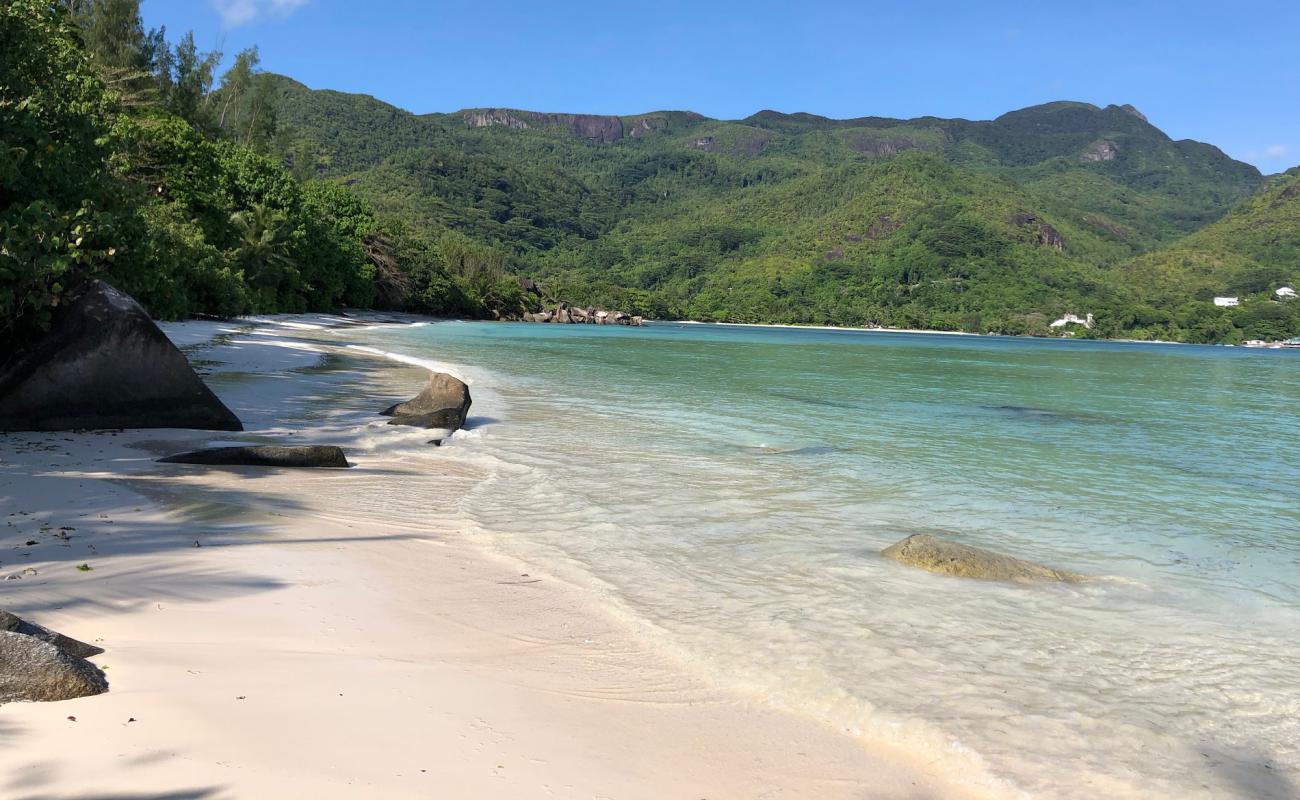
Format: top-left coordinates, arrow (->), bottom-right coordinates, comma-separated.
4,0 -> 1298,348
1,0 -> 525,355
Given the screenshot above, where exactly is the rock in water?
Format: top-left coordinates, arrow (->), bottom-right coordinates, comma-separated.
159,445 -> 350,468
0,630 -> 108,704
0,610 -> 104,659
381,373 -> 471,431
0,281 -> 242,432
882,534 -> 1084,583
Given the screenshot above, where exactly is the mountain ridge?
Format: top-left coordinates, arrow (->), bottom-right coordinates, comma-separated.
268,74 -> 1296,342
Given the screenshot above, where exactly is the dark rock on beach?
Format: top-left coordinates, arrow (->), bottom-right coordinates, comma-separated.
159,445 -> 350,468
382,372 -> 471,431
0,613 -> 108,704
882,534 -> 1084,583
0,281 -> 242,432
1,610 -> 104,659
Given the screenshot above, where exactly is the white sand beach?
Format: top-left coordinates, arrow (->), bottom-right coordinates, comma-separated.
0,315 -> 998,800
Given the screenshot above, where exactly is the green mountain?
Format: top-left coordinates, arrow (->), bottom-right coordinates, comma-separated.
270,75 -> 1296,342
1122,168 -> 1300,341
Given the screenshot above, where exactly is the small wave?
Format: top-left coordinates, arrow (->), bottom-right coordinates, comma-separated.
345,344 -> 471,383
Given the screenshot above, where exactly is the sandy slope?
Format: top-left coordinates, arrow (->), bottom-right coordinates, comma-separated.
0,315 -> 996,800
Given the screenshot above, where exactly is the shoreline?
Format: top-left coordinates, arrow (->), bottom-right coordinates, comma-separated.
0,313 -> 1003,799
668,318 -> 982,336
662,318 -> 1201,345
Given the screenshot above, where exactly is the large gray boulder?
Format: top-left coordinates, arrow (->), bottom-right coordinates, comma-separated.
0,617 -> 108,704
159,445 -> 350,468
381,373 -> 471,431
0,281 -> 242,432
0,610 -> 103,659
882,534 -> 1084,583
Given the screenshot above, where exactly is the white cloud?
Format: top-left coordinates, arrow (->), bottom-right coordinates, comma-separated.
1244,144 -> 1290,163
213,0 -> 309,29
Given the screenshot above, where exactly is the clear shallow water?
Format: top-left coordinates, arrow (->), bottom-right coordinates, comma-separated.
347,322 -> 1300,799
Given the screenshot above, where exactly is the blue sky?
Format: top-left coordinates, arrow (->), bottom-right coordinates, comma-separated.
140,0 -> 1299,172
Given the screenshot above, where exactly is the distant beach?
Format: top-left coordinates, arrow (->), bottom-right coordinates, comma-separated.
670,318 -> 983,336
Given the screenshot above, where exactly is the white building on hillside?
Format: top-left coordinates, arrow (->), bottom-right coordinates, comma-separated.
1214,296 -> 1240,307
1050,313 -> 1094,329
1276,286 -> 1296,299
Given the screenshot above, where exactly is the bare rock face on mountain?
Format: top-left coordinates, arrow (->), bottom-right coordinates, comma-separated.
0,281 -> 242,432
1080,138 -> 1118,162
629,116 -> 668,137
0,613 -> 107,704
569,114 -> 624,143
463,109 -> 530,130
159,445 -> 350,468
382,372 -> 472,431
1013,212 -> 1066,251
882,534 -> 1084,583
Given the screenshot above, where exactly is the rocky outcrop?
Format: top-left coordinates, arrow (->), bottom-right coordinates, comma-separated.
520,303 -> 644,327
1,610 -> 104,659
0,281 -> 242,432
690,137 -> 717,151
882,534 -> 1084,583
569,114 -> 623,143
382,373 -> 472,431
0,613 -> 108,704
1012,212 -> 1066,250
463,109 -> 530,130
1081,138 -> 1118,162
629,116 -> 669,137
159,445 -> 350,468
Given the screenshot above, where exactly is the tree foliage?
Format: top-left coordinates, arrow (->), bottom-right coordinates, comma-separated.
2,0 -> 511,360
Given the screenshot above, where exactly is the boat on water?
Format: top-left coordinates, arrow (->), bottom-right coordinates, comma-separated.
1242,337 -> 1300,349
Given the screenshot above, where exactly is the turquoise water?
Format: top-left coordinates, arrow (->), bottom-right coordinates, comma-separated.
351,321 -> 1300,799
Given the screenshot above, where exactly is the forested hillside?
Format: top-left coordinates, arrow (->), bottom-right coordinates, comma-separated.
273,78 -> 1299,342
1,0 -> 526,358
5,1 -> 1297,347
1122,169 -> 1300,341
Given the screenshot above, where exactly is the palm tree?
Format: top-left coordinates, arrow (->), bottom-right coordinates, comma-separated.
229,203 -> 295,289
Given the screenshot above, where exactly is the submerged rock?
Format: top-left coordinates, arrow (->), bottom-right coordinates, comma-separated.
0,610 -> 103,659
983,405 -> 1096,423
159,445 -> 350,468
882,534 -> 1084,583
0,618 -> 108,704
0,281 -> 242,432
382,373 -> 471,431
